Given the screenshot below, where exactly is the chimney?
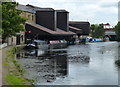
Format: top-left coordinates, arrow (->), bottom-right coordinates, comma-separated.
36,8 -> 56,31
55,10 -> 69,31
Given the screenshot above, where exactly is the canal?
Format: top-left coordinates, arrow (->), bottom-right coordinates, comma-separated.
15,42 -> 119,85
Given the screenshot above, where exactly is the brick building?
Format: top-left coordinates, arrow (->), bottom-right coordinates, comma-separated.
8,4 -> 90,45
17,4 -> 76,43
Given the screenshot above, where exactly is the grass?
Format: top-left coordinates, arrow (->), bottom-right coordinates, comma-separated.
6,71 -> 25,85
5,46 -> 34,86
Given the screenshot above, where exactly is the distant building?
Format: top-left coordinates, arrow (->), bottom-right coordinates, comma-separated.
103,23 -> 116,41
69,21 -> 90,37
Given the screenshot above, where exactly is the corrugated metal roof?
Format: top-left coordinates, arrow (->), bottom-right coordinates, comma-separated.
26,22 -> 75,35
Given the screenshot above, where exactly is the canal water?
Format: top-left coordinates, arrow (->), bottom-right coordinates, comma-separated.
15,42 -> 119,85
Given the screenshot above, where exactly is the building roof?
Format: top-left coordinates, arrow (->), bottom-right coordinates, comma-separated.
17,4 -> 54,13
26,22 -> 76,35
69,26 -> 82,31
17,4 -> 37,13
56,28 -> 76,35
55,10 -> 69,13
69,21 -> 90,35
69,21 -> 90,24
69,26 -> 82,34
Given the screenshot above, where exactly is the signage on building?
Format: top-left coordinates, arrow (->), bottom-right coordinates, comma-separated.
16,33 -> 20,35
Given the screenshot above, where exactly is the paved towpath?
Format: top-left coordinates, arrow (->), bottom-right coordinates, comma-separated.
0,48 -> 2,86
0,46 -> 13,86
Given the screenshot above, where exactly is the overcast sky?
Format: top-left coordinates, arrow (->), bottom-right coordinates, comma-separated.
15,0 -> 119,26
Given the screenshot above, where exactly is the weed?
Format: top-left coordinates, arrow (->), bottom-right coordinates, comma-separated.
5,46 -> 34,86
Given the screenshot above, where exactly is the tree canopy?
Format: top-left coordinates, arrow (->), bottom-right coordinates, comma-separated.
90,24 -> 105,38
114,22 -> 120,41
2,2 -> 27,41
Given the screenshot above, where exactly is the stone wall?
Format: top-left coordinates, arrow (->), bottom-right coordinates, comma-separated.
21,12 -> 36,23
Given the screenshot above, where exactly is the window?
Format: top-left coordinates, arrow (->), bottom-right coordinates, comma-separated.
12,37 -> 13,42
28,14 -> 31,19
21,35 -> 24,42
32,15 -> 34,21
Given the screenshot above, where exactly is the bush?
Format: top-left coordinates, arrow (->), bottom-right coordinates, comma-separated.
115,60 -> 120,67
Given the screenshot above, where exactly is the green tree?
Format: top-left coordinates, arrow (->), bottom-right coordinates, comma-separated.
90,24 -> 96,37
2,2 -> 27,42
0,28 -> 3,34
90,24 -> 105,38
114,22 -> 120,41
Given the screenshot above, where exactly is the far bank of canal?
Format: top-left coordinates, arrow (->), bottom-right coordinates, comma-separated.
15,42 -> 119,85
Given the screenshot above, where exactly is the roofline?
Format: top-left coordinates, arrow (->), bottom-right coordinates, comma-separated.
26,4 -> 41,8
69,26 -> 82,31
26,22 -> 76,35
69,21 -> 90,24
36,9 -> 55,12
17,4 -> 55,13
55,10 -> 69,13
17,4 -> 69,13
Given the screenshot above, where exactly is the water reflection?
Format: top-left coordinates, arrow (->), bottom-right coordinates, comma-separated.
16,49 -> 68,84
118,43 -> 120,85
16,49 -> 47,59
16,42 -> 118,85
67,45 -> 90,64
